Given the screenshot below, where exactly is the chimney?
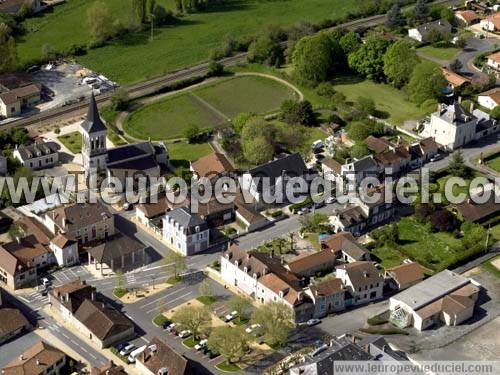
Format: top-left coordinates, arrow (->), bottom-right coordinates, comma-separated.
19,355 -> 24,361
36,359 -> 40,366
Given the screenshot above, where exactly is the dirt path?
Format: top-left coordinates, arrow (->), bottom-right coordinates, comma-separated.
116,72 -> 304,142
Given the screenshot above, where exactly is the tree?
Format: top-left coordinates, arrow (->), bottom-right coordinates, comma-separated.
346,120 -> 379,142
407,62 -> 446,105
184,124 -> 200,143
299,213 -> 329,233
198,279 -> 212,298
412,0 -> 428,25
132,0 -> 147,24
247,35 -> 283,67
87,1 -> 115,42
207,326 -> 250,364
348,35 -> 390,81
110,88 -> 129,111
0,36 -> 17,73
315,82 -> 336,98
242,136 -> 273,165
350,143 -> 370,159
383,40 -> 420,88
208,59 -> 224,76
292,33 -> 340,84
449,59 -> 463,73
115,270 -> 125,291
163,251 -> 187,278
461,221 -> 486,251
355,97 -> 376,117
430,209 -> 456,232
339,31 -> 362,55
280,100 -> 316,126
386,4 -> 406,30
491,106 -> 500,120
448,150 -> 469,178
227,295 -> 252,323
146,0 -> 156,22
232,112 -> 256,134
371,223 -> 399,246
415,203 -> 435,222
251,302 -> 294,347
8,222 -> 25,241
171,305 -> 211,340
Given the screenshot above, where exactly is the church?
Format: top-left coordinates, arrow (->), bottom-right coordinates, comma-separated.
80,94 -> 169,184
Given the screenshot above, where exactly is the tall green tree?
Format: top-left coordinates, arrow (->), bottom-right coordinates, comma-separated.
207,326 -> 250,364
348,35 -> 390,81
383,40 -> 420,88
448,150 -> 469,178
87,1 -> 114,42
163,251 -> 187,278
280,100 -> 316,126
407,62 -> 446,105
251,302 -> 294,347
171,305 -> 211,340
339,31 -> 362,55
0,36 -> 17,73
292,32 -> 340,84
412,0 -> 429,25
386,4 -> 406,30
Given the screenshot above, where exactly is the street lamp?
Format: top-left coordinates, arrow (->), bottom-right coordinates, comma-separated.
150,14 -> 155,42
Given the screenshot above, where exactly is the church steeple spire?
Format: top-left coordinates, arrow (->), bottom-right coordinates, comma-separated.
81,92 -> 107,133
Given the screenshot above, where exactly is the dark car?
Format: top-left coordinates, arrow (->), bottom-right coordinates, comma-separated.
206,350 -> 220,359
161,320 -> 172,329
115,342 -> 129,352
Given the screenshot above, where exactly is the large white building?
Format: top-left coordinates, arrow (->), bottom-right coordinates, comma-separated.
162,207 -> 210,255
13,141 -> 60,170
389,270 -> 480,331
336,261 -> 384,306
421,102 -> 499,150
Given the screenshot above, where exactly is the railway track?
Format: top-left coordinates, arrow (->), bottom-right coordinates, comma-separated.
4,0 -> 461,131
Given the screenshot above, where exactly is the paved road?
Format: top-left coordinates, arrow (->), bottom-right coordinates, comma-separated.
456,36 -> 496,84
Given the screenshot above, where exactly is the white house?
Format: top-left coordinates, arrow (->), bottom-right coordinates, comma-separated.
389,270 -> 480,331
13,141 -> 60,170
162,207 -> 210,255
408,19 -> 452,42
478,87 -> 500,110
49,234 -> 79,267
486,51 -> 500,71
480,12 -> 500,31
336,261 -> 383,306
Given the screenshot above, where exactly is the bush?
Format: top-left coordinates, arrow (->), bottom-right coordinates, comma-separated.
113,288 -> 128,298
270,210 -> 283,218
153,314 -> 168,326
207,59 -> 224,77
430,209 -> 457,232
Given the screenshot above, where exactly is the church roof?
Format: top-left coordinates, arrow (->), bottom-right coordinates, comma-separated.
81,93 -> 107,133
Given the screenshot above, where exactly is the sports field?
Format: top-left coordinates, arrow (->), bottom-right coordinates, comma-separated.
17,0 -> 359,84
124,75 -> 296,140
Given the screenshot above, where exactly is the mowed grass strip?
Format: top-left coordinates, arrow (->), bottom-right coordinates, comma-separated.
18,0 -> 359,84
124,94 -> 225,140
333,77 -> 430,125
418,45 -> 461,61
124,75 -> 295,140
194,75 -> 296,118
58,131 -> 82,154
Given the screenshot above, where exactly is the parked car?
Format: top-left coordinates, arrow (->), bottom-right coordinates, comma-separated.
245,324 -> 261,334
314,201 -> 326,209
205,350 -> 220,359
178,330 -> 192,338
119,344 -> 136,356
165,323 -> 176,332
429,153 -> 444,162
326,196 -> 337,204
41,277 -> 51,287
195,339 -> 208,350
306,318 -> 321,327
115,342 -> 129,352
128,345 -> 146,363
224,311 -> 238,322
161,320 -> 172,329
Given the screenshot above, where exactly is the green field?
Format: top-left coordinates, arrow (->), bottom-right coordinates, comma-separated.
333,77 -> 430,125
418,45 -> 461,61
58,131 -> 82,154
485,152 -> 500,172
124,75 -> 295,140
18,0 -> 359,84
373,217 -> 469,272
167,141 -> 212,169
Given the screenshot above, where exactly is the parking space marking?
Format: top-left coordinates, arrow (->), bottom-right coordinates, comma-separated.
146,291 -> 194,314
140,287 -> 187,308
140,337 -> 150,343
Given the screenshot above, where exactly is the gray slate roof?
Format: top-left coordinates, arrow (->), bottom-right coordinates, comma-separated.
414,19 -> 452,39
16,142 -> 60,161
165,207 -> 207,231
81,93 -> 107,134
107,142 -> 155,165
87,233 -> 145,264
436,102 -> 475,125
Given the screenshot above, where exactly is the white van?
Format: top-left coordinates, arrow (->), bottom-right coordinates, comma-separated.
128,345 -> 147,363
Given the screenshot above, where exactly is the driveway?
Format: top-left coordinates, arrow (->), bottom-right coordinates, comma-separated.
455,36 -> 496,84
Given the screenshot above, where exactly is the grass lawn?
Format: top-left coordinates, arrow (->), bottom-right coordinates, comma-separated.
484,152 -> 500,173
166,275 -> 182,285
167,141 -> 212,169
333,77 -> 429,125
373,217 -> 468,272
216,361 -> 241,372
18,0 -> 359,84
182,337 -> 196,348
153,313 -> 168,326
113,288 -> 129,298
490,222 -> 500,242
435,172 -> 484,204
197,295 -> 217,306
481,256 -> 500,278
418,45 -> 460,61
124,75 -> 294,140
58,131 -> 82,154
